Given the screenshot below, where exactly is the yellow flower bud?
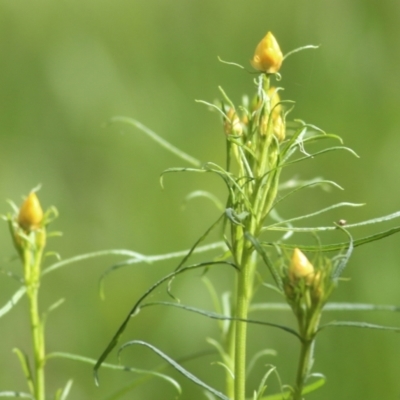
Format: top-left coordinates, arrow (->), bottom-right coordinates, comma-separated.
18,192 -> 44,231
268,88 -> 285,141
224,108 -> 243,136
289,248 -> 314,283
251,32 -> 283,74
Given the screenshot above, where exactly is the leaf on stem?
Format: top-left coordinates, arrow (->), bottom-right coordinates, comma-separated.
0,287 -> 27,319
118,340 -> 230,400
109,116 -> 201,167
12,348 -> 34,396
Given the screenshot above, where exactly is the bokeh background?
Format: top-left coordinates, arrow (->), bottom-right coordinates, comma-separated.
1,0 -> 400,399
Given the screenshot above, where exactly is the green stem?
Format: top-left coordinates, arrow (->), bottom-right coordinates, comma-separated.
293,339 -> 314,400
293,310 -> 321,400
233,248 -> 257,400
24,239 -> 46,400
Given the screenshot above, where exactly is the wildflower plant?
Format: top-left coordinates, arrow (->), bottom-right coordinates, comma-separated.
90,32 -> 400,399
2,31 -> 400,400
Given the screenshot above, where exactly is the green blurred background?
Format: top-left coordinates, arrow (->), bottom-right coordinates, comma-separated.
1,0 -> 400,399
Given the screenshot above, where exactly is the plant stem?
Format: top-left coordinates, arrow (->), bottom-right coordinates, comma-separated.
293,338 -> 314,400
24,241 -> 46,400
233,245 -> 257,400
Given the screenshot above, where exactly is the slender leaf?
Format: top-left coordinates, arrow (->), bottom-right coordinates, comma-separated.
283,44 -> 319,60
46,352 -> 181,395
99,241 -> 227,297
42,250 -> 146,276
273,179 -> 343,210
12,349 -> 34,395
256,375 -> 325,400
0,392 -> 34,398
0,287 -> 26,319
184,191 -> 224,211
319,320 -> 400,332
247,349 -> 277,378
262,226 -> 400,251
264,202 -> 364,231
245,233 -> 282,289
57,380 -> 73,400
331,226 -> 353,279
118,340 -> 230,400
94,261 -> 238,383
110,116 -> 201,167
141,301 -> 300,339
250,302 -> 400,313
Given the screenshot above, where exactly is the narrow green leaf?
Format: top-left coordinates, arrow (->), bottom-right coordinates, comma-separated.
320,320 -> 400,332
12,349 -> 34,395
94,261 -> 238,384
98,241 -> 227,298
42,249 -> 146,276
118,340 -> 230,400
46,352 -> 181,395
245,233 -> 282,289
0,392 -> 34,398
284,146 -> 359,168
323,302 -> 400,312
256,375 -> 325,400
264,202 -> 364,230
250,302 -> 400,313
262,226 -> 400,251
184,191 -> 224,211
0,287 -> 26,319
247,350 -> 277,378
58,380 -> 73,400
331,226 -> 353,279
141,301 -> 300,339
283,44 -> 319,60
110,116 -> 201,167
104,349 -> 216,400
273,179 -> 343,210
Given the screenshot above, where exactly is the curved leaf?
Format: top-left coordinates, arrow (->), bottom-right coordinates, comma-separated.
98,241 -> 227,298
118,340 -> 230,400
12,349 -> 34,395
264,202 -> 364,231
0,287 -> 26,319
245,233 -> 282,289
42,250 -> 146,277
262,226 -> 400,252
94,261 -> 238,384
110,116 -> 201,167
319,320 -> 400,332
141,301 -> 300,339
47,352 -> 181,396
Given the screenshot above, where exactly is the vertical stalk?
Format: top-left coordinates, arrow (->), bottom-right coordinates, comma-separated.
24,239 -> 46,400
233,249 -> 256,400
293,339 -> 314,400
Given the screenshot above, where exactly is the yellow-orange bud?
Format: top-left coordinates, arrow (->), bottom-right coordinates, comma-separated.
289,248 -> 314,283
268,88 -> 285,141
251,32 -> 283,74
224,108 -> 243,136
18,192 -> 43,231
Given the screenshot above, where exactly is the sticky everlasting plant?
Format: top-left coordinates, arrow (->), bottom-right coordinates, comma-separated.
2,32 -> 400,400
91,32 -> 400,400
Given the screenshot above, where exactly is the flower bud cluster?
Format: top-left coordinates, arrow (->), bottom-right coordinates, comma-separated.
284,248 -> 332,310
222,32 -> 286,175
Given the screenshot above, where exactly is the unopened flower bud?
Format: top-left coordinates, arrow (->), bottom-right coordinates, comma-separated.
289,248 -> 314,283
268,88 -> 285,141
224,108 -> 243,136
18,192 -> 43,231
251,32 -> 283,74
